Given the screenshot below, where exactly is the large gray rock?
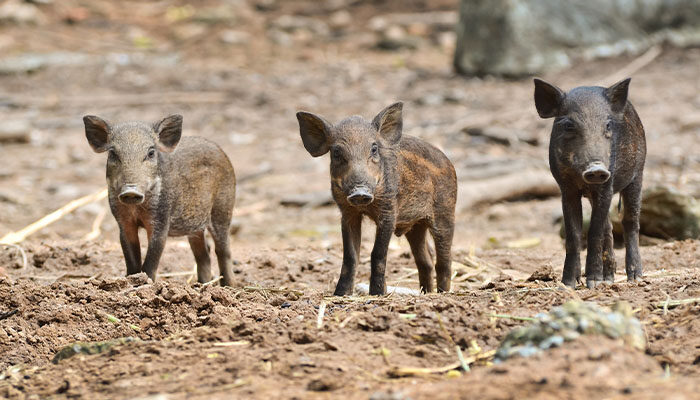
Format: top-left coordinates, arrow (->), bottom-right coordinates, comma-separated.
454,0 -> 700,77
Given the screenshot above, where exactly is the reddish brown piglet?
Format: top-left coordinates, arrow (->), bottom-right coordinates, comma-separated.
297,102 -> 457,295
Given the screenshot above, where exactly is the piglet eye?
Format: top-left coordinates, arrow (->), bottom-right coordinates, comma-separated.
109,149 -> 120,162
371,143 -> 378,156
332,147 -> 342,161
147,148 -> 156,159
606,121 -> 613,131
563,120 -> 576,132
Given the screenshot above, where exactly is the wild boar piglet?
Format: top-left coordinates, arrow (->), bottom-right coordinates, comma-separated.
84,114 -> 236,285
534,78 -> 646,288
297,102 -> 457,295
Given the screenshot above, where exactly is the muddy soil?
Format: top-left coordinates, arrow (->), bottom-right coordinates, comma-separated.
0,0 -> 699,399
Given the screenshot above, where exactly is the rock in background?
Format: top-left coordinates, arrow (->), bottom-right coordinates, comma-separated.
454,0 -> 700,76
559,186 -> 700,246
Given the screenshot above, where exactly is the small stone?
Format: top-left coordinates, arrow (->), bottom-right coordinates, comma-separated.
0,0 -> 46,25
290,331 -> 314,344
220,30 -> 251,45
0,120 -> 31,144
126,272 -> 150,286
527,264 -> 556,282
376,25 -> 420,50
329,10 -> 351,30
307,377 -> 337,392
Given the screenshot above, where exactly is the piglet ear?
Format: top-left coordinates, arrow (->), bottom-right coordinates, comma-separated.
296,111 -> 332,157
606,78 -> 631,113
372,102 -> 403,145
83,115 -> 111,153
534,78 -> 565,118
154,114 -> 183,153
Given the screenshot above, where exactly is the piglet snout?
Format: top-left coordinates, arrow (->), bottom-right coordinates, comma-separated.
347,186 -> 374,206
582,162 -> 611,184
118,184 -> 145,205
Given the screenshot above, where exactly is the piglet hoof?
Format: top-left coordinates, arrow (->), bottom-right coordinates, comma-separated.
586,279 -> 601,289
369,287 -> 386,296
627,271 -> 643,283
221,277 -> 235,287
333,283 -> 354,297
368,281 -> 386,296
561,278 -> 577,289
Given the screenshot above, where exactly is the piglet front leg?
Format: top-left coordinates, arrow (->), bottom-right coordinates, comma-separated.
369,213 -> 396,295
334,213 -> 362,296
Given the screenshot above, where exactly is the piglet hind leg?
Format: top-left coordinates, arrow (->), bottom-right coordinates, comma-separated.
210,220 -> 234,287
431,216 -> 454,293
621,178 -> 643,281
405,224 -> 433,293
188,231 -> 213,284
602,216 -> 616,284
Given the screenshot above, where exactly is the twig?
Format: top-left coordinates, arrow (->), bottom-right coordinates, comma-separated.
655,297 -> 700,309
388,361 -> 461,378
0,188 -> 108,244
159,271 -> 196,278
557,282 -> 581,301
82,206 -> 108,241
316,300 -> 327,330
0,244 -> 27,270
186,263 -> 197,285
202,276 -> 221,287
212,340 -> 249,347
596,45 -> 663,87
99,311 -> 140,331
435,312 -> 456,347
515,286 -> 558,293
488,313 -> 536,322
0,309 -> 18,320
338,312 -> 360,329
455,345 -> 470,372
661,291 -> 671,315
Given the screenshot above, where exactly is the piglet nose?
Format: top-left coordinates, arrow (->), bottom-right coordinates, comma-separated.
347,186 -> 374,206
118,184 -> 145,205
582,162 -> 611,184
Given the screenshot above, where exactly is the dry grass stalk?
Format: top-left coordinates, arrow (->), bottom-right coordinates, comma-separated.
0,244 -> 27,270
316,300 -> 327,329
202,276 -> 222,287
488,313 -> 536,322
655,297 -> 700,309
160,271 -> 197,278
596,45 -> 662,87
0,188 -> 108,244
82,206 -> 108,241
212,341 -> 249,347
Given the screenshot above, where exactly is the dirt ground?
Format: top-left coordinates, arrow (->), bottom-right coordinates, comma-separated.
0,1 -> 699,399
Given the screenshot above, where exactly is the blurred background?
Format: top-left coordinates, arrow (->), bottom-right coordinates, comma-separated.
0,0 -> 698,283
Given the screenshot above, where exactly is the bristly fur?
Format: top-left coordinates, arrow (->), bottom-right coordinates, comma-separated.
297,103 -> 457,295
534,78 -> 646,288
